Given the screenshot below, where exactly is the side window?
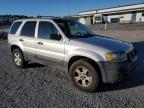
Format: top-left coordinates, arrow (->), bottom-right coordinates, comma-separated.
10,21 -> 22,35
38,21 -> 61,40
21,21 -> 36,37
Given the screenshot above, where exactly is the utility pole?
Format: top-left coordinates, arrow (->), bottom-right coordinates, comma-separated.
105,22 -> 107,31
104,16 -> 108,31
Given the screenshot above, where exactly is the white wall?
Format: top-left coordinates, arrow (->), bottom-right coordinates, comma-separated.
79,4 -> 144,24
119,13 -> 132,23
141,17 -> 144,22
136,12 -> 142,22
79,18 -> 85,24
107,14 -> 121,23
106,13 -> 142,23
78,12 -> 143,25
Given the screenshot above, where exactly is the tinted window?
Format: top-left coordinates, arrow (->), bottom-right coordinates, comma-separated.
38,21 -> 61,40
21,21 -> 36,37
10,21 -> 22,34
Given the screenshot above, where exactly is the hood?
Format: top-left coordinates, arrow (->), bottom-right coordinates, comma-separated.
73,35 -> 133,52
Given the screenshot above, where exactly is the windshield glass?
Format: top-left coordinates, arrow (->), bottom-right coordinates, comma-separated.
54,19 -> 96,38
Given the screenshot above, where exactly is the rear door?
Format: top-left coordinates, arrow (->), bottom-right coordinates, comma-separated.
36,21 -> 65,65
19,20 -> 37,55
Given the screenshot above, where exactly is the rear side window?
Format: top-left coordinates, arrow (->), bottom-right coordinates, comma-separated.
21,21 -> 36,37
10,21 -> 22,34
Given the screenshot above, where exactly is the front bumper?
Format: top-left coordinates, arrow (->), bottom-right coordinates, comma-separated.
100,50 -> 138,83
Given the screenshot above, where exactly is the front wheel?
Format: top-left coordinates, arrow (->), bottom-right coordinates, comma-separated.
69,59 -> 99,92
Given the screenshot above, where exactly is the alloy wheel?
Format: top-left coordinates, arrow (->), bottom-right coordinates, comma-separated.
14,52 -> 22,66
74,66 -> 92,87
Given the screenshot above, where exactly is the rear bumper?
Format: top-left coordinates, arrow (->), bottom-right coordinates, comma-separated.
99,55 -> 138,83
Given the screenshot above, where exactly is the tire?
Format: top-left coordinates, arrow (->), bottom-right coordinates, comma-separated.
12,49 -> 26,68
69,59 -> 99,92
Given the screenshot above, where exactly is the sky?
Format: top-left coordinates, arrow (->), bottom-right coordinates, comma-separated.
0,0 -> 143,16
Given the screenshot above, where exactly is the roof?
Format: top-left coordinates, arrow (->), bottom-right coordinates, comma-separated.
79,3 -> 144,15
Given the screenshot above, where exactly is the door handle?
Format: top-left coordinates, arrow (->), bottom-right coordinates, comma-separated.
37,42 -> 43,45
19,39 -> 24,42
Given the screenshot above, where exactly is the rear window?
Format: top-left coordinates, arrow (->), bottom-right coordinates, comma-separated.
10,21 -> 22,34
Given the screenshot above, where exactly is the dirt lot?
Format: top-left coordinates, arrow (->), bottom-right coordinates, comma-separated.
0,30 -> 144,108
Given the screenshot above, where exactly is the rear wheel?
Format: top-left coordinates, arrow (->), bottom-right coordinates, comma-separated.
69,59 -> 99,92
12,49 -> 26,68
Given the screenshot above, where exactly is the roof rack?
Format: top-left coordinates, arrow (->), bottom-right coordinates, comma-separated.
36,16 -> 61,19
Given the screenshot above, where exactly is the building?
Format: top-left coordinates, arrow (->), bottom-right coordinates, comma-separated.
73,3 -> 144,25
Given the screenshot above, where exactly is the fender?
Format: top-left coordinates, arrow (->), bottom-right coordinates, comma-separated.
63,48 -> 107,82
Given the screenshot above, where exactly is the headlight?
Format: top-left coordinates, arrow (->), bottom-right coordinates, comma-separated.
106,52 -> 127,62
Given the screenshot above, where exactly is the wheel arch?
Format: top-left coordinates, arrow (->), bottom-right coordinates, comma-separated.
11,45 -> 22,53
68,55 -> 103,83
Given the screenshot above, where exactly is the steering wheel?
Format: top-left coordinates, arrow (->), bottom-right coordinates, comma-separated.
75,32 -> 82,36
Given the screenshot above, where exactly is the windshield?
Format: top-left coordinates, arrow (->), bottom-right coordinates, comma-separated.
54,19 -> 96,38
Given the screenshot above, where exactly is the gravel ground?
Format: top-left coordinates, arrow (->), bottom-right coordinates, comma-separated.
0,36 -> 144,108
95,30 -> 144,42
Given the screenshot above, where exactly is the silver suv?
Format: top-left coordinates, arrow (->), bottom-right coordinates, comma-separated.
8,18 -> 138,92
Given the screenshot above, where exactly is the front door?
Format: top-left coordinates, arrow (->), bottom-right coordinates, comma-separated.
36,21 -> 65,66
